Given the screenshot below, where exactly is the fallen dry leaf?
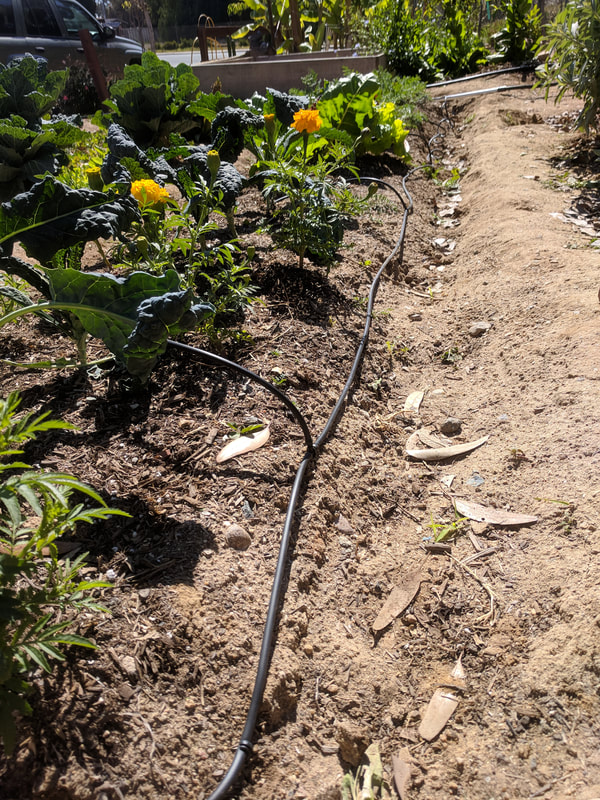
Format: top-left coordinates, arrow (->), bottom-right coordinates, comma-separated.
391,748 -> 412,800
418,659 -> 465,741
406,434 -> 489,462
418,688 -> 459,741
216,427 -> 270,464
453,498 -> 537,527
373,570 -> 421,632
404,390 -> 424,414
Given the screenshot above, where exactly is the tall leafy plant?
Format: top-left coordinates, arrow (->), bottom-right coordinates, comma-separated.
491,0 -> 541,63
0,56 -> 84,200
97,51 -> 205,146
535,0 -> 600,131
0,392 -> 128,753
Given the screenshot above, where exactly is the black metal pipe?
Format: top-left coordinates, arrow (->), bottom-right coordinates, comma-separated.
443,82 -> 535,100
427,62 -> 537,88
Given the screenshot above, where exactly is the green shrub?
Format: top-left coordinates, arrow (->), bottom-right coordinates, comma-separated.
536,0 -> 600,130
491,0 -> 542,62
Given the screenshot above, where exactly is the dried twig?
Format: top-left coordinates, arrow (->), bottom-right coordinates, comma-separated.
450,554 -> 499,623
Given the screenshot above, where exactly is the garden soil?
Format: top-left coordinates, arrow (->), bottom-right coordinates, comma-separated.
1,75 -> 600,800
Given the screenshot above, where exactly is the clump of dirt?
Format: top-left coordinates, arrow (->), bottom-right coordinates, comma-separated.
1,77 -> 600,800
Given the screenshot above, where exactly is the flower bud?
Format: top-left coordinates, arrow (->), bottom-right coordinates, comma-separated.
207,149 -> 221,184
86,166 -> 103,191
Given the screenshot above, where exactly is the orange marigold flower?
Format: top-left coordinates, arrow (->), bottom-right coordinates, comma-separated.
131,179 -> 170,209
290,109 -> 322,134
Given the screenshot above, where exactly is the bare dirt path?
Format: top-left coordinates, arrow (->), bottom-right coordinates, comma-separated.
1,78 -> 600,800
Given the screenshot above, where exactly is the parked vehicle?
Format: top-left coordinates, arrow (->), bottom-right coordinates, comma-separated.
0,0 -> 142,74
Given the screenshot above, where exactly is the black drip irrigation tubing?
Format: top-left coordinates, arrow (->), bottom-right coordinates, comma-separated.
167,172 -> 415,800
442,82 -> 535,100
427,61 -> 537,88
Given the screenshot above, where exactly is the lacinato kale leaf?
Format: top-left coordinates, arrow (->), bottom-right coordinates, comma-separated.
101,123 -> 178,187
0,177 -> 141,262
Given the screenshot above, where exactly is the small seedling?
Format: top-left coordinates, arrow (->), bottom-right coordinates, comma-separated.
341,743 -> 392,800
386,339 -> 411,360
440,345 -> 462,365
508,447 -> 532,467
426,510 -> 467,543
225,422 -> 265,440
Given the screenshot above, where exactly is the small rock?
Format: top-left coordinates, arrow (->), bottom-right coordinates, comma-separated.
242,500 -> 254,519
467,472 -> 485,487
335,721 -> 369,767
120,656 -> 137,678
440,417 -> 462,435
408,312 -> 422,321
338,536 -> 353,549
118,682 -> 135,702
224,523 -> 252,550
335,514 -> 354,535
468,321 -> 491,337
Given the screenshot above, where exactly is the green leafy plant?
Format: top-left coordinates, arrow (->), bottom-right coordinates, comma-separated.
0,176 -> 217,379
0,55 -> 68,128
257,110 -> 371,268
491,0 -> 541,63
360,0 -> 438,81
96,51 -> 206,147
0,269 -> 214,382
0,115 -> 84,201
341,743 -> 392,800
0,391 -> 128,753
316,72 -> 411,159
437,0 -> 488,76
536,0 -> 600,131
374,70 -> 427,129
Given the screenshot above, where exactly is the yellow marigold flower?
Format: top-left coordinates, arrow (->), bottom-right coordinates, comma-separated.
131,179 -> 170,209
290,109 -> 322,134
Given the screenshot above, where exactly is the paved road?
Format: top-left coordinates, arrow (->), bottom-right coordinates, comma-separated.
156,49 -> 231,67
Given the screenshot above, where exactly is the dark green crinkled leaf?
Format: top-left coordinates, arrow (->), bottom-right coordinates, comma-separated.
101,123 -> 178,186
0,177 -> 141,262
0,56 -> 67,127
48,268 -> 214,382
0,116 -> 69,199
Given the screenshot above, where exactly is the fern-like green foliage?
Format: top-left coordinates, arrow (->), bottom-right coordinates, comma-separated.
0,392 -> 129,753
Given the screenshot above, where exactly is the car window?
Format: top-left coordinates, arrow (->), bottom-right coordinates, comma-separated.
0,0 -> 16,35
54,0 -> 99,37
23,0 -> 61,36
